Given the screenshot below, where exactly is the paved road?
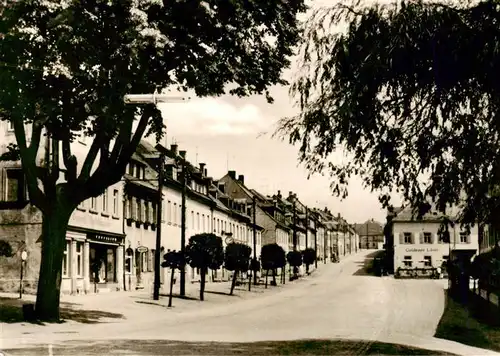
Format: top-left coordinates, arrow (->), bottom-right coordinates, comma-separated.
2,250 -> 499,355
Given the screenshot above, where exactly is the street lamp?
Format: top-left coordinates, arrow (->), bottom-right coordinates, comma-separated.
124,90 -> 190,301
20,250 -> 27,299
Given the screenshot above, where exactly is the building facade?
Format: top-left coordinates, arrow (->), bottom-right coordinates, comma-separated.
392,206 -> 479,277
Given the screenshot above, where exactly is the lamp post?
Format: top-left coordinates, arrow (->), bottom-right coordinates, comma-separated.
179,153 -> 188,296
252,196 -> 257,286
19,251 -> 27,299
124,90 -> 190,301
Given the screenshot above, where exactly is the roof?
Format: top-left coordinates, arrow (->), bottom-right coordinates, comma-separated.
353,220 -> 384,236
392,204 -> 461,222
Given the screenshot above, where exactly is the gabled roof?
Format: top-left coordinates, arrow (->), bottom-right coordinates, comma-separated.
353,220 -> 384,236
392,204 -> 461,222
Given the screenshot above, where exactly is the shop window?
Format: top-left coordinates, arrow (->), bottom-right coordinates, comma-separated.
423,255 -> 432,267
403,255 -> 412,267
76,242 -> 83,277
62,241 -> 69,277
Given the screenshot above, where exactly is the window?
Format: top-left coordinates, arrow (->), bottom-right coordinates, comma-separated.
102,189 -> 108,212
404,233 -> 412,244
145,201 -> 150,223
403,255 -> 412,267
90,196 -> 97,211
423,256 -> 432,267
112,189 -> 119,216
423,232 -> 432,244
213,217 -> 216,232
128,163 -> 134,176
152,203 -> 157,224
460,232 -> 468,243
137,199 -> 143,221
62,241 -> 69,277
2,169 -> 25,202
149,249 -> 155,272
78,200 -> 86,210
76,242 -> 83,277
142,252 -> 148,273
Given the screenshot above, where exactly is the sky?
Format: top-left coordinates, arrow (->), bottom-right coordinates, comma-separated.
151,0 -> 399,225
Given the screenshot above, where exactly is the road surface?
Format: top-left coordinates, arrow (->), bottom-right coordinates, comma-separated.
2,250 -> 498,355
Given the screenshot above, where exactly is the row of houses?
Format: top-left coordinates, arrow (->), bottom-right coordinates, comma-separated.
0,122 -> 361,295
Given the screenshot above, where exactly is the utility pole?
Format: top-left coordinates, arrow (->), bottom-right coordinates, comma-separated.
252,196 -> 257,286
305,208 -> 309,249
293,200 -> 297,251
153,152 -> 165,301
314,217 -> 318,268
180,153 -> 187,296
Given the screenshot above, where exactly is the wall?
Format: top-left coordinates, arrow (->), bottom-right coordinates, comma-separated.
393,221 -> 479,271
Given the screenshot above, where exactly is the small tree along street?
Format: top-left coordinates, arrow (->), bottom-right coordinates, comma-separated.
0,1 -> 306,321
261,243 -> 286,288
185,233 -> 224,301
302,248 -> 316,275
161,251 -> 184,308
287,251 -> 303,280
224,243 -> 252,295
276,0 -> 500,225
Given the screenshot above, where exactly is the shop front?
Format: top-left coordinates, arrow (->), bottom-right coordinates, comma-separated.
87,232 -> 125,293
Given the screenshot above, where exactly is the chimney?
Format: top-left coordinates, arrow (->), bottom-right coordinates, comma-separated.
179,150 -> 186,158
228,170 -> 236,180
288,191 -> 293,198
204,168 -> 207,177
170,144 -> 178,155
238,174 -> 245,185
277,190 -> 282,199
199,163 -> 206,175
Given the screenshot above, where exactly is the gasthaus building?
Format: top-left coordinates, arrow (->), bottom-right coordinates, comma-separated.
391,205 -> 479,278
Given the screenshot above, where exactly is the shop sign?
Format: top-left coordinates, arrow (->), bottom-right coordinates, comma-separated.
88,233 -> 121,244
136,246 -> 149,253
405,247 -> 439,253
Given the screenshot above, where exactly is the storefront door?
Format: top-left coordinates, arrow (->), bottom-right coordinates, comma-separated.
90,243 -> 116,284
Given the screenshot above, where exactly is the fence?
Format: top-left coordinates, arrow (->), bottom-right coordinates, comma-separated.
394,267 -> 440,279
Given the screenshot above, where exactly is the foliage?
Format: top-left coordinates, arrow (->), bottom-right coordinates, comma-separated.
250,258 -> 261,272
0,240 -> 13,257
225,243 -> 252,272
302,248 -> 316,267
185,233 -> 224,270
161,251 -> 184,270
276,0 -> 500,226
0,0 -> 306,319
286,250 -> 303,268
260,243 -> 286,271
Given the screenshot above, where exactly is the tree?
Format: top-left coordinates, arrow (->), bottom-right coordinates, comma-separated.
0,0 -> 306,321
261,243 -> 285,287
287,251 -> 302,280
185,233 -> 224,301
249,258 -> 261,290
224,242 -> 252,295
302,248 -> 316,274
161,250 -> 184,307
276,0 -> 500,228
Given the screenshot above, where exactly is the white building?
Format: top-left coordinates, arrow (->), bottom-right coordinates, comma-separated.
392,206 -> 479,277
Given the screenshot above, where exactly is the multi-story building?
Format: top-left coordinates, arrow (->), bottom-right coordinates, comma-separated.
218,172 -> 288,255
354,219 -> 385,249
0,120 -> 126,294
391,206 -> 479,277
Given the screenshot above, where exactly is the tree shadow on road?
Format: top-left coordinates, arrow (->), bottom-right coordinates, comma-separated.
0,296 -> 124,325
352,251 -> 385,276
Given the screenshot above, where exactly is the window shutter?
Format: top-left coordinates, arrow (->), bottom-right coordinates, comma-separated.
399,232 -> 404,244
467,234 -> 471,244
419,232 -> 424,244
431,233 -> 435,244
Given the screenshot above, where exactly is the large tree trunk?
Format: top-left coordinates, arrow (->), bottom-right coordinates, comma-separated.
272,269 -> 277,286
265,269 -> 269,288
35,208 -> 72,321
200,267 -> 206,301
230,270 -> 238,295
